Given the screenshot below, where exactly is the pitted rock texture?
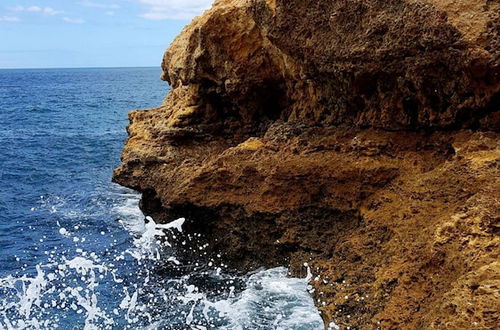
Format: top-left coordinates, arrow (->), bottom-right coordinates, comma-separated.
114,0 -> 500,328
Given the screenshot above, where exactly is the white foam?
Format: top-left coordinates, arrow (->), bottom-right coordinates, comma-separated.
127,216 -> 186,261
1,191 -> 329,330
59,228 -> 69,236
199,267 -> 324,330
155,218 -> 185,233
0,255 -> 113,330
113,193 -> 144,234
17,265 -> 47,319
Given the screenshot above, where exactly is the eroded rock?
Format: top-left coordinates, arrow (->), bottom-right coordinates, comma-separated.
114,0 -> 499,328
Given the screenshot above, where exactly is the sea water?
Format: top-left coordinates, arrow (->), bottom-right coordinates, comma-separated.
0,68 -> 324,329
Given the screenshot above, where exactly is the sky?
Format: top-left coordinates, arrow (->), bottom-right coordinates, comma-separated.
0,0 -> 214,68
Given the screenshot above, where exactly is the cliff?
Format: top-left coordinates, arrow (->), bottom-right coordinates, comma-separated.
113,0 -> 499,328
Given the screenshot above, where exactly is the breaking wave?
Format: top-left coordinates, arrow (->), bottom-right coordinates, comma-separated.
0,193 -> 324,330
0,67 -> 327,330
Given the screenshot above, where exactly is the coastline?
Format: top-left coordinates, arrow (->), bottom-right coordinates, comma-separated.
113,0 -> 500,328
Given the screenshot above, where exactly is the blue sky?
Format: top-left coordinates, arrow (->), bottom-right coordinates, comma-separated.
0,0 -> 213,68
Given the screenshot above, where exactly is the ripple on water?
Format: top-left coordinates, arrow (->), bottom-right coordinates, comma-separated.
0,192 -> 325,330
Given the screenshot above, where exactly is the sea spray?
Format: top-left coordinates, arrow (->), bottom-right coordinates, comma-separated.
1,193 -> 324,329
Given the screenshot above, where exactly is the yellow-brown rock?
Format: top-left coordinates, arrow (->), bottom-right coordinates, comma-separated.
114,0 -> 499,328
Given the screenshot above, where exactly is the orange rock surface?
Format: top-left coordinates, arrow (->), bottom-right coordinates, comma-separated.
114,0 -> 499,328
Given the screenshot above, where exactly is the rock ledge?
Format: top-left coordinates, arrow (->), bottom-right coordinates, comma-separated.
114,0 -> 499,328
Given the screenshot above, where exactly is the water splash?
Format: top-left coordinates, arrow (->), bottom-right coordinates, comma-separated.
0,193 -> 324,329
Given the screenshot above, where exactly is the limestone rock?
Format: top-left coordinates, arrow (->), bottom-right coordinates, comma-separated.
114,0 -> 499,328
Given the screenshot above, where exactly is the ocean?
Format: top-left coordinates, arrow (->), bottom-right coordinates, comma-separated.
0,68 -> 323,329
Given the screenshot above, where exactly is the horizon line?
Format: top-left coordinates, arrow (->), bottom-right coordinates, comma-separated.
0,65 -> 161,70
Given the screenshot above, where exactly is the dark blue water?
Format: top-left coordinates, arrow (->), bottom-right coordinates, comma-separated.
0,68 -> 165,275
0,68 -> 324,330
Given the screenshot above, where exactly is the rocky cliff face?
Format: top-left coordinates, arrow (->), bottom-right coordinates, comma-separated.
113,0 -> 499,328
